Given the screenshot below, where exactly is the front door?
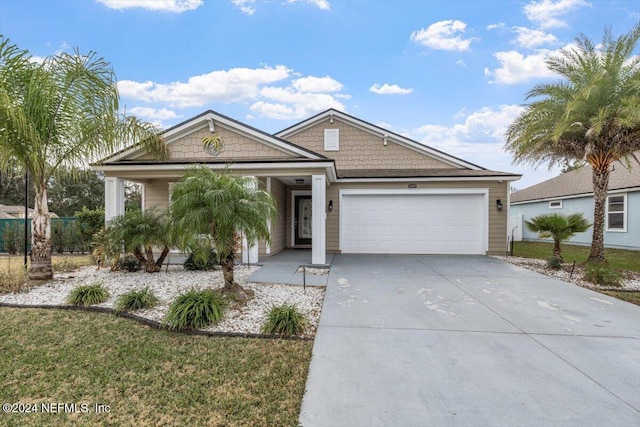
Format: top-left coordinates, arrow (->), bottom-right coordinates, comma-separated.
294,195 -> 312,245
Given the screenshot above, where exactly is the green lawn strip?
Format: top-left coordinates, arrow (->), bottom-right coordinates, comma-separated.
512,241 -> 640,272
598,291 -> 640,306
0,307 -> 312,426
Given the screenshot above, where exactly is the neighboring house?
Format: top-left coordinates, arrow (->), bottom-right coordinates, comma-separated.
93,109 -> 520,265
0,204 -> 59,219
510,163 -> 640,250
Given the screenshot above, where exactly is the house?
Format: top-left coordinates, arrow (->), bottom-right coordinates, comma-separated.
510,162 -> 640,250
93,109 -> 520,265
0,204 -> 59,219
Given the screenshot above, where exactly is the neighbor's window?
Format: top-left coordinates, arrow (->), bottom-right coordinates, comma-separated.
606,194 -> 626,232
549,200 -> 562,209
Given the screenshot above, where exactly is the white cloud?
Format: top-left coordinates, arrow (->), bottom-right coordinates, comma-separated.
456,59 -> 467,68
285,0 -> 331,10
29,55 -> 45,64
252,86 -> 345,119
486,23 -> 505,30
118,65 -> 291,107
128,106 -> 178,121
484,47 -> 563,84
292,76 -> 343,93
369,83 -> 413,95
512,26 -> 558,48
231,0 -> 255,15
523,0 -> 591,29
410,20 -> 477,52
97,0 -> 202,12
409,104 -> 561,187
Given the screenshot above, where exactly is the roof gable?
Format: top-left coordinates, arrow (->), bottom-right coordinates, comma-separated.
103,110 -> 325,164
276,109 -> 484,170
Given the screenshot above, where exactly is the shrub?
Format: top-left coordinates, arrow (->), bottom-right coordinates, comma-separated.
262,303 -> 306,335
547,256 -> 562,270
115,288 -> 159,311
118,255 -> 141,272
183,249 -> 217,271
583,263 -> 624,287
67,283 -> 109,306
165,289 -> 226,330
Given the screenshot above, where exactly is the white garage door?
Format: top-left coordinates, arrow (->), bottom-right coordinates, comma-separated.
341,192 -> 486,254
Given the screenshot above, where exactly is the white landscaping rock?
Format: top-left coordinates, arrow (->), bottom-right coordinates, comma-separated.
493,256 -> 640,291
0,265 -> 325,338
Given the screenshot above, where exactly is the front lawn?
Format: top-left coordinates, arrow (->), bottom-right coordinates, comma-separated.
512,241 -> 640,272
598,290 -> 640,306
0,255 -> 94,294
0,307 -> 312,426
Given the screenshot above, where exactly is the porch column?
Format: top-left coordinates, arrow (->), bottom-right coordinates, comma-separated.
241,176 -> 259,264
104,177 -> 125,224
265,177 -> 271,255
311,174 -> 326,265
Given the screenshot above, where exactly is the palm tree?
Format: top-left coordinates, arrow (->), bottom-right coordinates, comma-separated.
105,209 -> 171,273
525,213 -> 592,261
505,25 -> 640,263
170,166 -> 276,300
0,37 -> 167,279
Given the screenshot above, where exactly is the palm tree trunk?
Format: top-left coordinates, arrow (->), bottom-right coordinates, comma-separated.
155,246 -> 170,269
588,165 -> 610,263
553,240 -> 563,262
219,252 -> 252,301
29,186 -> 53,280
144,245 -> 161,272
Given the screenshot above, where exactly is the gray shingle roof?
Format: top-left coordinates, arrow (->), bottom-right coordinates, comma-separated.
511,161 -> 640,203
337,169 -> 519,179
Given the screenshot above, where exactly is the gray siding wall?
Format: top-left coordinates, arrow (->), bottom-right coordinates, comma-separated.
510,191 -> 639,250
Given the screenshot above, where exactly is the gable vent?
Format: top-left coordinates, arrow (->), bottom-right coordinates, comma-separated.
324,129 -> 339,151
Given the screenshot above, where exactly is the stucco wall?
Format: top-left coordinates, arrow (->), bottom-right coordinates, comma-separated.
510,191 -> 639,250
284,117 -> 453,170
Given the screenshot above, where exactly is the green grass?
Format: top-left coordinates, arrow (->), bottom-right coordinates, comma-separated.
512,241 -> 640,272
598,291 -> 640,306
0,307 -> 312,426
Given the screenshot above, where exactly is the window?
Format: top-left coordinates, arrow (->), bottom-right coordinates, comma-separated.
324,129 -> 339,151
549,200 -> 562,209
606,194 -> 627,232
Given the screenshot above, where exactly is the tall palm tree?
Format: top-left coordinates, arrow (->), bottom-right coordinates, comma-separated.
170,166 -> 276,300
525,213 -> 592,261
0,37 -> 167,279
105,209 -> 171,273
505,25 -> 640,263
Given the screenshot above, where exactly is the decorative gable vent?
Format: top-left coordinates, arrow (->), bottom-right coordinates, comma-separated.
324,129 -> 339,151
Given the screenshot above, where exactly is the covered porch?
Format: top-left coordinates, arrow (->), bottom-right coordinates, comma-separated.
100,162 -> 335,265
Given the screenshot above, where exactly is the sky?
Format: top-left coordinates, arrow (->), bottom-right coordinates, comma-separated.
1,0 -> 638,189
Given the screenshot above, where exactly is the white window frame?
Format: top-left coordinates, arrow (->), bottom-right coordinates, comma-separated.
606,193 -> 627,232
324,129 -> 339,151
548,200 -> 562,209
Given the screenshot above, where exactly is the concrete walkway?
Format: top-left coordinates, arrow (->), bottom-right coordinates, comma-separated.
299,254 -> 640,427
247,250 -> 333,286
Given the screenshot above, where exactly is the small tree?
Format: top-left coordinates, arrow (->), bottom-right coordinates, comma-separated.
525,213 -> 592,261
170,167 -> 276,300
105,209 -> 170,273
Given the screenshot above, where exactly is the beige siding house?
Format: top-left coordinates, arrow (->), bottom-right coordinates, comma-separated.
94,109 -> 520,264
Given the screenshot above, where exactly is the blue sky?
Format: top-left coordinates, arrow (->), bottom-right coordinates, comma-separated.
1,0 -> 638,188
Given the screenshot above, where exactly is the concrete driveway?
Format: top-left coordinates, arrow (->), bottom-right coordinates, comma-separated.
299,255 -> 640,427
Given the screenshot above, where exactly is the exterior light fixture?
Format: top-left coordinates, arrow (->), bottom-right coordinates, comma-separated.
496,199 -> 503,211
408,183 -> 417,189
328,200 -> 333,212
295,179 -> 305,185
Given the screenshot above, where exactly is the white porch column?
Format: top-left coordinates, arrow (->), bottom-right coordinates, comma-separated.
265,177 -> 271,255
241,176 -> 259,264
311,174 -> 326,265
104,177 -> 125,224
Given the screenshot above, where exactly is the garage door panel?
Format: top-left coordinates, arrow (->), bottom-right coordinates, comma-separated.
341,193 -> 485,254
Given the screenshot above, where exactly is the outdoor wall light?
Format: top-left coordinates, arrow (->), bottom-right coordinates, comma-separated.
496,199 -> 503,211
295,178 -> 305,185
328,200 -> 333,212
